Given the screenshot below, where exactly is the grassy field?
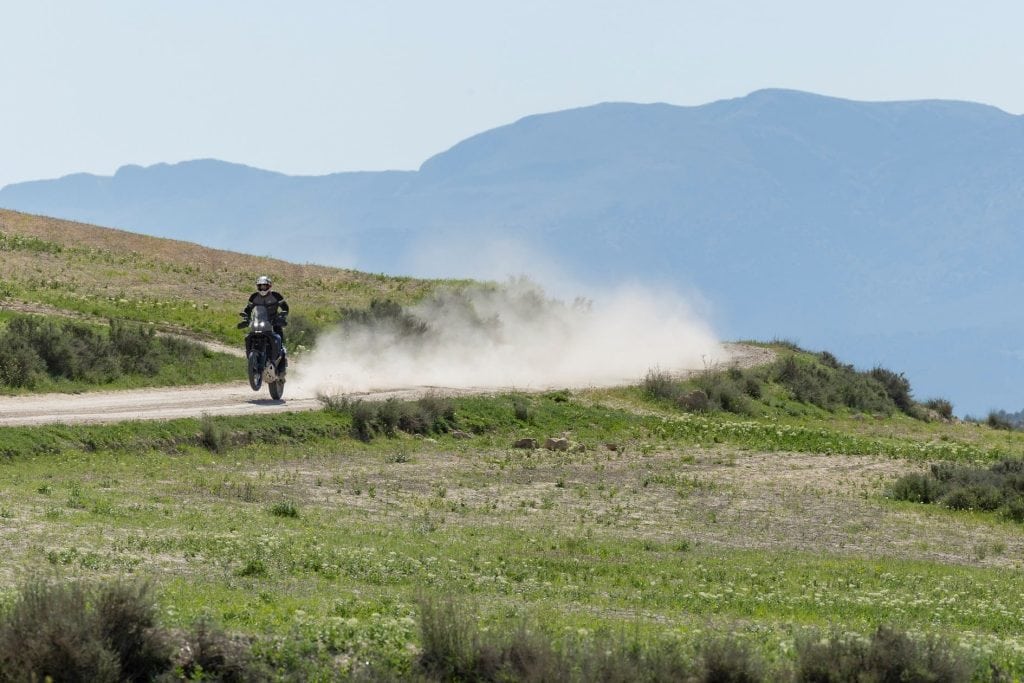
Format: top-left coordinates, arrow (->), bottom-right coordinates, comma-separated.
2,385 -> 1024,679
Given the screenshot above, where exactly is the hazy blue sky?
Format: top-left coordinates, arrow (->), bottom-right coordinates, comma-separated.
2,1 -> 1021,189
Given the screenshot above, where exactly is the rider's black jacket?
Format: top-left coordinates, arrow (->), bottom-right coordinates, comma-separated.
242,291 -> 290,341
243,291 -> 289,319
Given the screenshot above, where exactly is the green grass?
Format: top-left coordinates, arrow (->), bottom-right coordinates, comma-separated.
3,394 -> 1024,677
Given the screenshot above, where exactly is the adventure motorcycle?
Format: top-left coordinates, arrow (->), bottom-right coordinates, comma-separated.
238,305 -> 287,400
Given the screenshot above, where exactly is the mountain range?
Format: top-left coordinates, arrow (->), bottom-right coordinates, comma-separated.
3,88 -> 1023,416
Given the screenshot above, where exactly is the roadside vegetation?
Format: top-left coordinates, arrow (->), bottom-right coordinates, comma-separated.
642,345 -> 946,422
0,313 -> 241,393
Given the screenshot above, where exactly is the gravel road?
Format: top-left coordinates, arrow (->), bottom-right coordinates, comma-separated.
0,343 -> 773,427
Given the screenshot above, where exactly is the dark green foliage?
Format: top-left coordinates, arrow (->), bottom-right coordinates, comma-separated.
339,299 -> 428,338
694,367 -> 758,416
350,400 -> 379,442
376,398 -> 404,437
890,459 -> 1024,519
643,366 -> 761,416
0,580 -> 171,683
924,398 -> 955,420
774,354 -> 895,414
0,334 -> 44,387
869,366 -> 914,414
642,368 -> 680,402
987,411 -> 1015,431
281,311 -> 317,349
200,413 -> 229,452
0,314 -> 210,389
794,625 -> 971,683
890,472 -> 941,503
513,396 -> 531,422
321,395 -> 459,442
697,637 -> 767,683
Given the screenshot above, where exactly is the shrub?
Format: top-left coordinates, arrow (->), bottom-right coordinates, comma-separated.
0,335 -> 44,387
350,400 -> 378,442
924,398 -> 955,420
890,459 -> 1024,521
773,354 -> 896,415
269,501 -> 299,518
942,484 -> 1003,512
987,411 -> 1014,431
697,637 -> 767,682
200,414 -> 229,452
869,366 -> 914,414
1004,497 -> 1024,523
0,580 -> 170,683
513,396 -> 531,422
794,625 -> 971,683
643,367 -> 681,402
339,299 -> 428,339
890,472 -> 940,504
376,398 -> 403,437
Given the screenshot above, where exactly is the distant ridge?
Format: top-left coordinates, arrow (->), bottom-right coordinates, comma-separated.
3,89 -> 1024,415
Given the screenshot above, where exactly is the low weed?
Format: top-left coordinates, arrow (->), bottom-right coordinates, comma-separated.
269,501 -> 299,518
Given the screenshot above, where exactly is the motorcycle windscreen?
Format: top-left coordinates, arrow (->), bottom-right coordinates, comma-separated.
250,305 -> 272,331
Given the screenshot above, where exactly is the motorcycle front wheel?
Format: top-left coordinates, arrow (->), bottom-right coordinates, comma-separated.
248,352 -> 263,391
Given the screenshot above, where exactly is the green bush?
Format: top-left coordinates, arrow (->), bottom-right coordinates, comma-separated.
0,314 -> 212,389
339,299 -> 428,338
269,501 -> 299,518
0,580 -> 171,683
773,354 -> 896,415
869,366 -> 914,414
200,413 -> 229,453
890,459 -> 1024,520
0,334 -> 45,387
324,395 -> 459,442
643,368 -> 681,402
794,625 -> 971,683
987,411 -> 1015,431
890,472 -> 940,504
924,398 -> 955,420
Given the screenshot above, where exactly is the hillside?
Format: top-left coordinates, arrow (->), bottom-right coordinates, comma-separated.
3,90 -> 1023,415
0,209 -> 450,344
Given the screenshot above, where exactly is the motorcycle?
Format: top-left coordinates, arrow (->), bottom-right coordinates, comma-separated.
238,305 -> 287,400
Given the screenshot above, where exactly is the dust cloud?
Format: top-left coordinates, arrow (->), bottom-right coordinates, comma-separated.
291,278 -> 725,396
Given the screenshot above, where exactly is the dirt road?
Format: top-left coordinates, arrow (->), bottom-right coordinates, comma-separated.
0,343 -> 773,427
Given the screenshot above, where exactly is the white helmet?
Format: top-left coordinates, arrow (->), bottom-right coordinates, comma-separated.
255,275 -> 272,293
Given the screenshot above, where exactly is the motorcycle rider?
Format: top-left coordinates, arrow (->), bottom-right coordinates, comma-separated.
239,275 -> 289,372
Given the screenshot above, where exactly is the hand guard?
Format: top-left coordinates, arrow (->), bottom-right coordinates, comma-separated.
236,319 -> 249,329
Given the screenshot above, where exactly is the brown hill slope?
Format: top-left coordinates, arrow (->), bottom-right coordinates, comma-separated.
0,209 -> 451,342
